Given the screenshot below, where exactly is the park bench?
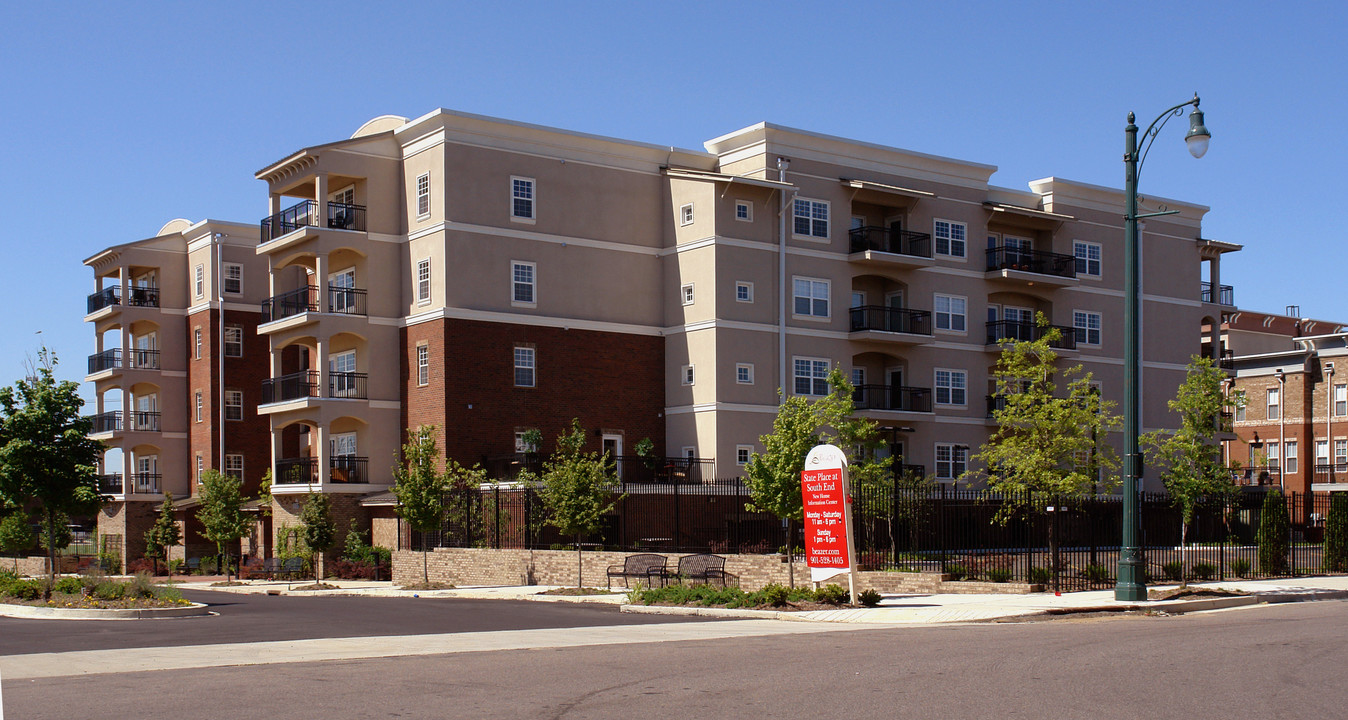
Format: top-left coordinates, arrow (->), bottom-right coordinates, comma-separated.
181,557 -> 202,575
606,553 -> 669,589
280,557 -> 307,580
663,554 -> 738,588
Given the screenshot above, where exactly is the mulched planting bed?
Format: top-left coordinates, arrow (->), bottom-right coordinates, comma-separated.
2,592 -> 192,610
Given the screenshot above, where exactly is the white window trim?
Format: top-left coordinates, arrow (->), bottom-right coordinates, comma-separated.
681,283 -> 695,306
680,203 -> 694,226
514,346 -> 536,388
934,368 -> 968,407
510,175 -> 536,224
224,389 -> 243,421
933,219 -> 968,261
194,328 -> 202,360
1073,240 -> 1102,280
791,197 -> 830,242
935,442 -> 969,480
1335,383 -> 1346,417
416,343 -> 429,387
194,264 -> 205,298
735,200 -> 752,222
1074,310 -> 1103,347
682,446 -> 696,460
1286,440 -> 1298,474
194,391 -> 203,423
225,454 -> 244,480
223,263 -> 243,295
416,258 -> 432,306
1268,387 -> 1281,421
735,281 -> 754,303
736,363 -> 754,385
682,364 -> 695,386
196,455 -> 204,483
224,324 -> 243,358
792,355 -> 831,397
511,260 -> 537,308
416,172 -> 431,219
933,293 -> 968,335
791,276 -> 831,321
736,445 -> 754,466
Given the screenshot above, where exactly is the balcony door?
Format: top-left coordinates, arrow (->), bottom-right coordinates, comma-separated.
887,367 -> 904,409
329,268 -> 356,314
331,432 -> 357,458
602,434 -> 623,480
134,393 -> 157,431
329,432 -> 358,483
135,454 -> 157,492
885,291 -> 905,332
330,350 -> 357,397
133,332 -> 156,369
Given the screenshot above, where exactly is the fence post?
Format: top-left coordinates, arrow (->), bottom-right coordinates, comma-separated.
891,473 -> 900,568
494,485 -> 501,549
673,473 -> 681,551
938,483 -> 947,572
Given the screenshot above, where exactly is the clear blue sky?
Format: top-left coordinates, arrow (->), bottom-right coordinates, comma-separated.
1,0 -> 1343,393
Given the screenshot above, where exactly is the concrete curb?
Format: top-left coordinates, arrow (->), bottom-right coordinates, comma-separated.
0,601 -> 211,621
620,604 -> 818,622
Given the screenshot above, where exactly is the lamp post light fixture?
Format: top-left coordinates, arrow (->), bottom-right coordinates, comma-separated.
1116,94 -> 1212,602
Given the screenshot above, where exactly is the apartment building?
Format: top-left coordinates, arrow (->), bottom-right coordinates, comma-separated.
1226,309 -> 1348,494
86,109 -> 1237,562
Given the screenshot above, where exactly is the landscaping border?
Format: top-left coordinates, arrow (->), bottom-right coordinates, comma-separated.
0,601 -> 210,620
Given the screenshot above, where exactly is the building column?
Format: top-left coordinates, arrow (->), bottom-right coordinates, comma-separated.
315,337 -> 328,402
315,423 -> 329,488
121,386 -> 130,430
121,448 -> 132,495
270,423 -> 282,491
118,266 -> 128,305
1210,256 -> 1221,299
315,173 -> 329,233
314,254 -> 328,313
269,193 -> 281,216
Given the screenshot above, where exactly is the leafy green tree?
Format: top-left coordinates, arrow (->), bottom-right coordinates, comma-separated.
143,492 -> 181,577
968,316 -> 1119,520
0,510 -> 35,572
745,368 -> 890,585
1323,493 -> 1348,573
0,349 -> 104,589
196,469 -> 252,579
299,492 -> 337,579
1257,489 -> 1290,575
539,419 -> 620,588
392,425 -> 451,584
1142,356 -> 1239,585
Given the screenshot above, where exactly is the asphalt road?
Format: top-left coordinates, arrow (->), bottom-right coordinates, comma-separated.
0,590 -> 710,655
4,599 -> 1347,719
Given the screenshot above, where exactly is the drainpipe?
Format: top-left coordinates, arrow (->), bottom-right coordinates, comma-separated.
777,157 -> 790,403
1328,362 -> 1335,481
1276,367 -> 1286,491
216,232 -> 226,478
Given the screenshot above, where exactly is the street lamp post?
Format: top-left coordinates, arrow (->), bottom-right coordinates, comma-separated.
1117,94 -> 1211,602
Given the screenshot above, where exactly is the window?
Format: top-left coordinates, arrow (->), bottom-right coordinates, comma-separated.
416,173 -> 430,217
1336,384 -> 1346,417
1267,441 -> 1280,470
416,344 -> 429,386
935,369 -> 968,406
514,346 -> 535,387
194,391 -> 203,423
793,278 -> 830,318
225,454 -> 243,480
416,258 -> 431,304
934,294 -> 966,332
223,263 -> 243,294
330,351 -> 357,397
224,325 -> 243,357
681,284 -> 695,306
1317,440 -> 1330,468
1336,439 -> 1347,467
682,365 -> 695,386
737,445 -> 753,465
1073,311 -> 1102,346
515,431 -> 539,453
225,390 -> 242,421
1074,241 -> 1102,278
196,454 -> 204,483
735,201 -> 752,222
792,198 -> 829,239
1235,401 -> 1247,422
511,176 -> 535,220
934,220 -> 967,258
680,203 -> 694,226
1286,440 -> 1298,474
512,261 -> 536,305
194,328 -> 202,360
735,282 -> 753,303
734,363 -> 754,385
1268,387 -> 1281,421
851,368 -> 865,387
794,357 -> 829,396
194,264 -> 204,297
936,443 -> 968,480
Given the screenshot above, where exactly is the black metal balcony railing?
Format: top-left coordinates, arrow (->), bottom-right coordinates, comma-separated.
261,285 -> 319,323
1315,463 -> 1348,479
130,411 -> 161,432
88,348 -> 121,374
894,463 -> 926,480
848,226 -> 933,259
98,473 -> 124,494
126,286 -> 160,307
328,285 -> 368,316
132,473 -> 161,494
128,348 -> 160,370
260,200 -> 367,243
330,456 -> 368,483
852,384 -> 933,413
85,286 -> 160,314
1201,281 -> 1235,306
1230,466 -> 1281,486
1202,347 -> 1235,369
90,411 -> 122,434
262,370 -> 320,404
328,372 -> 368,399
985,320 -> 1078,350
986,394 -> 1008,418
985,246 -> 1077,279
849,306 -> 933,336
275,458 -> 319,485
87,287 -> 120,314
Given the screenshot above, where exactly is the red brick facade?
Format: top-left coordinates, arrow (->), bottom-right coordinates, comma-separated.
186,308 -> 270,497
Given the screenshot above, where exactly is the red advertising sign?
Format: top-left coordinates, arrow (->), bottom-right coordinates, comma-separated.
801,444 -> 854,587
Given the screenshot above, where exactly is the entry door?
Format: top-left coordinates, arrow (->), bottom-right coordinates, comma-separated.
602,434 -> 623,480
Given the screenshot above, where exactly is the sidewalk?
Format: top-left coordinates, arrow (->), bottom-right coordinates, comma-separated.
168,575 -> 1348,624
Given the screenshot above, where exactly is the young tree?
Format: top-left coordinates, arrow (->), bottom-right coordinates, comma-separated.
0,511 -> 35,572
392,425 -> 451,585
196,469 -> 252,580
1323,493 -> 1348,573
538,419 -> 620,588
1257,489 -> 1290,575
299,492 -> 336,580
143,492 -> 181,577
1142,356 -> 1239,585
0,349 -> 104,589
745,368 -> 890,586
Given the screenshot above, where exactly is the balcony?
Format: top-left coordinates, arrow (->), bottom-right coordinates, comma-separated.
848,306 -> 933,343
131,473 -> 161,494
330,456 -> 369,484
275,458 -> 319,485
985,246 -> 1077,286
1230,466 -> 1280,487
849,227 -> 933,258
262,371 -> 319,405
329,372 -> 368,399
1201,281 -> 1234,306
328,285 -> 367,316
260,200 -> 366,244
852,384 -> 933,413
90,411 -> 122,434
261,286 -> 318,323
88,348 -> 121,374
986,395 -> 1007,418
1315,463 -> 1348,481
98,473 -> 124,494
86,286 -> 160,315
985,320 -> 1078,351
129,411 -> 161,432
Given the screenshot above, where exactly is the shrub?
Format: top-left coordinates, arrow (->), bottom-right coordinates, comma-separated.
1257,490 -> 1291,575
1028,567 -> 1052,585
813,584 -> 848,605
54,577 -> 83,595
79,567 -> 106,594
1229,558 -> 1252,578
986,568 -> 1012,583
758,583 -> 791,607
127,572 -> 157,599
1324,494 -> 1348,572
1083,564 -> 1109,583
1162,561 -> 1184,581
94,581 -> 126,601
3,578 -> 42,600
127,558 -> 159,575
198,557 -> 219,575
944,564 -> 969,581
858,589 -> 882,607
168,559 -> 184,575
1191,563 -> 1217,581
